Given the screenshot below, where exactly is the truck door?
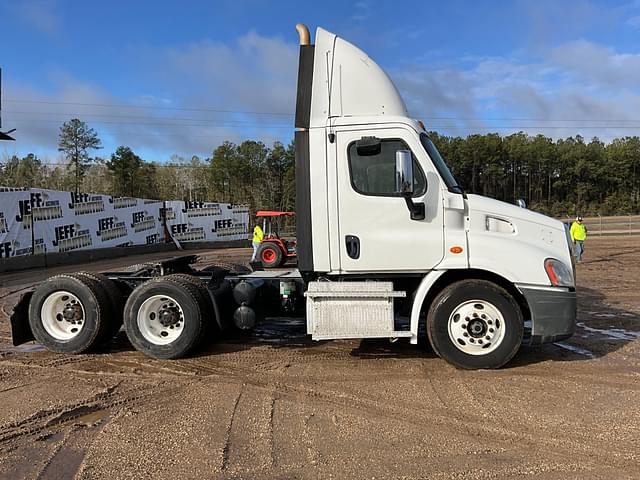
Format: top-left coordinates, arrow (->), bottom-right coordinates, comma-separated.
335,127 -> 445,273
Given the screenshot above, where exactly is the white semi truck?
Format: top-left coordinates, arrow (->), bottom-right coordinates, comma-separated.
9,24 -> 576,369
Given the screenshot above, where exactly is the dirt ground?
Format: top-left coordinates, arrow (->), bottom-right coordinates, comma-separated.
0,238 -> 639,480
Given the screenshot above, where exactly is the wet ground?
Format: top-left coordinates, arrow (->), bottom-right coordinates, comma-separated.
0,238 -> 639,479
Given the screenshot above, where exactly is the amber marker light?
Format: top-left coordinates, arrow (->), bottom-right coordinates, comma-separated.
450,246 -> 463,254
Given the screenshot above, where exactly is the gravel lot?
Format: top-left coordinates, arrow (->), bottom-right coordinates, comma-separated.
0,238 -> 639,479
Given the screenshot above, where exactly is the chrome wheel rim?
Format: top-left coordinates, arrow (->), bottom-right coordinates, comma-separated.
41,291 -> 85,341
448,300 -> 505,355
137,295 -> 185,345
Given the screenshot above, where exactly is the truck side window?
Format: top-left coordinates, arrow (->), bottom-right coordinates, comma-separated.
348,139 -> 426,197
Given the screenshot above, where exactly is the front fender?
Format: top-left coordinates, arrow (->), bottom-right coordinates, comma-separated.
10,291 -> 35,346
409,270 -> 446,344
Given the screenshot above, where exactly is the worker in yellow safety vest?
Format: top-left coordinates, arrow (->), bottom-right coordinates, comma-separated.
570,216 -> 587,262
251,224 -> 264,262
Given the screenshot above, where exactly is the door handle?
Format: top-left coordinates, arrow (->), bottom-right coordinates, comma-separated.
345,235 -> 360,259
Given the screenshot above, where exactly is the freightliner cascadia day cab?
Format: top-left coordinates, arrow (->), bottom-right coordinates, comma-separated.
9,25 -> 577,369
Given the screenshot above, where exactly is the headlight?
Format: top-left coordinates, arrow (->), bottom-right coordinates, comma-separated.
544,258 -> 574,287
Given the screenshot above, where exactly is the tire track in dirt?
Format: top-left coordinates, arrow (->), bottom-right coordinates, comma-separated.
221,385 -> 243,471
36,413 -> 113,480
0,381 -> 185,452
221,383 -> 275,475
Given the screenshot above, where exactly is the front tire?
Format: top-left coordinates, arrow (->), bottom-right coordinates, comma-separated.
427,280 -> 523,369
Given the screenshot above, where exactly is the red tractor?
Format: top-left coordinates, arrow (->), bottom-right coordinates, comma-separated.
255,211 -> 297,268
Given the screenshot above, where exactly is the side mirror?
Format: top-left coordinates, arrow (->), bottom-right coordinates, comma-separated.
395,150 -> 424,221
395,150 -> 414,196
516,199 -> 526,209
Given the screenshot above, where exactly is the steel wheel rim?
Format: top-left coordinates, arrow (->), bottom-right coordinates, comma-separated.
262,249 -> 276,263
447,299 -> 506,355
41,291 -> 86,341
137,294 -> 185,345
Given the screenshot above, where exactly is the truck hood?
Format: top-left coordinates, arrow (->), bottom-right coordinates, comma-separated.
463,194 -> 573,286
466,194 -> 563,231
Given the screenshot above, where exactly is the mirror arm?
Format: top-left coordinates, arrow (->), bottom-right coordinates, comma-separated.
404,195 -> 425,221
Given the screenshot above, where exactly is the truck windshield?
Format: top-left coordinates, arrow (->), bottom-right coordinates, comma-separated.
420,133 -> 464,194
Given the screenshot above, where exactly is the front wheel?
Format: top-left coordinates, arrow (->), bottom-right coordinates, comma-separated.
427,280 -> 523,369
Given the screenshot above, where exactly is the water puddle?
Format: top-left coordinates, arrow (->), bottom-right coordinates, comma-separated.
587,311 -> 635,318
577,322 -> 640,341
10,342 -> 47,353
553,342 -> 596,358
253,317 -> 307,344
74,408 -> 111,426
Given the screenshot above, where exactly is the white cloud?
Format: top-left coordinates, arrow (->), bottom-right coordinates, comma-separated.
549,40 -> 640,89
165,31 -> 297,116
627,15 -> 640,27
4,31 -> 298,160
390,39 -> 640,141
17,0 -> 61,36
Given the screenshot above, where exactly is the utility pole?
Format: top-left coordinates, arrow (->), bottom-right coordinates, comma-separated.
0,68 -> 17,141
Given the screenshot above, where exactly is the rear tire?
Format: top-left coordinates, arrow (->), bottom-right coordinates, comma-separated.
75,272 -> 124,341
123,276 -> 206,359
28,274 -> 114,353
427,280 -> 523,369
259,244 -> 283,268
163,274 -> 217,343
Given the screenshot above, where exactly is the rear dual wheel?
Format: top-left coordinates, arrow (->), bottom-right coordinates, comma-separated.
28,273 -> 120,353
123,275 -> 213,359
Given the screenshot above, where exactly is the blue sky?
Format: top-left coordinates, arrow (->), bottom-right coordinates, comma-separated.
2,0 -> 640,163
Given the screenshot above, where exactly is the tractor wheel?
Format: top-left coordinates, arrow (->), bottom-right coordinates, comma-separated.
259,244 -> 283,268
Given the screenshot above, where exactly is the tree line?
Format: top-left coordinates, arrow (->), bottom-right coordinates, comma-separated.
2,118 -> 640,216
429,131 -> 640,217
0,119 -> 296,214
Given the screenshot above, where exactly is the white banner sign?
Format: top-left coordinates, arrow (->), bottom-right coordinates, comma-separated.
164,201 -> 249,243
0,187 -> 249,258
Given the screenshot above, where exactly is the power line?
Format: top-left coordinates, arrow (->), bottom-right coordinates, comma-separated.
7,110 -> 640,126
7,99 -> 640,124
426,125 -> 640,130
6,115 -> 640,131
4,99 -> 294,116
6,110 -> 289,123
6,118 -> 291,128
4,162 -> 218,167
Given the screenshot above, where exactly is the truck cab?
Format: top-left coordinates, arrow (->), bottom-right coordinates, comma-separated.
294,25 -> 576,368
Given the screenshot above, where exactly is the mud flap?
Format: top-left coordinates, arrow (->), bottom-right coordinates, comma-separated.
10,291 -> 35,346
